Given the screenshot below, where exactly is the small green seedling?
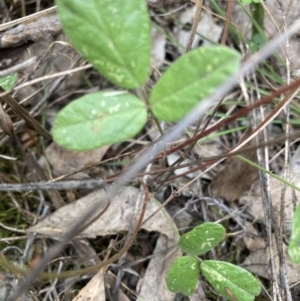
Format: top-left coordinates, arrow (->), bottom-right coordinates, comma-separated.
54,1 -> 261,299
54,0 -> 241,151
167,222 -> 261,300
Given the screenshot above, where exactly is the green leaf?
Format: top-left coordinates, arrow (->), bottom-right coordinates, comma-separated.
250,33 -> 266,52
289,203 -> 300,263
150,46 -> 241,122
52,91 -> 147,151
201,260 -> 261,301
56,0 -> 150,89
179,222 -> 226,256
0,74 -> 17,90
167,256 -> 199,296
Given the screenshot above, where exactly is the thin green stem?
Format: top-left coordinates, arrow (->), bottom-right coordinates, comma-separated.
237,155 -> 300,192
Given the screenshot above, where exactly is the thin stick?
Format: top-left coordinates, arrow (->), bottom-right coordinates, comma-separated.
185,0 -> 203,52
0,87 -> 52,140
0,179 -> 105,191
221,0 -> 233,45
0,6 -> 57,31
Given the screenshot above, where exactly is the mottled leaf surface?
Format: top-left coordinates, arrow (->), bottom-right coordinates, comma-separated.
167,256 -> 199,296
150,46 -> 241,122
201,260 -> 261,301
56,0 -> 150,88
179,222 -> 225,255
0,74 -> 17,90
52,91 -> 147,151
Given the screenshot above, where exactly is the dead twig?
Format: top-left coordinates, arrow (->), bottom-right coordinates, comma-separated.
0,179 -> 105,191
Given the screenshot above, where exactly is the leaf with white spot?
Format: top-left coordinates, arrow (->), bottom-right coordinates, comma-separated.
52,91 -> 147,151
179,222 -> 225,256
201,260 -> 261,301
0,74 -> 17,91
167,256 -> 199,296
56,0 -> 151,89
150,46 -> 241,122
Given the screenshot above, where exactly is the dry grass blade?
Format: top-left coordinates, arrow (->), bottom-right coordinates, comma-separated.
0,87 -> 51,140
0,103 -> 14,136
0,6 -> 57,31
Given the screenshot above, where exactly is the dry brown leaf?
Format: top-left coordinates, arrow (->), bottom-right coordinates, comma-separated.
209,128 -> 259,202
138,234 -> 181,301
72,269 -> 105,301
209,151 -> 258,202
243,235 -> 300,283
241,175 -> 300,231
0,103 -> 14,136
239,146 -> 300,284
243,222 -> 266,252
240,143 -> 300,229
28,186 -> 178,240
39,142 -> 109,179
29,186 -> 180,301
17,38 -> 83,105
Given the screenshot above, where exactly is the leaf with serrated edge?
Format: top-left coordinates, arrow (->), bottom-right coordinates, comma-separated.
179,222 -> 225,256
201,260 -> 261,301
150,46 -> 241,122
56,0 -> 150,89
52,91 -> 147,151
167,256 -> 199,296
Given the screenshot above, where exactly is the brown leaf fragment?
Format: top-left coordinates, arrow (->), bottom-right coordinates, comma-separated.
243,222 -> 266,252
243,235 -> 300,283
209,152 -> 258,202
72,269 -> 105,301
0,103 -> 14,136
209,130 -> 259,202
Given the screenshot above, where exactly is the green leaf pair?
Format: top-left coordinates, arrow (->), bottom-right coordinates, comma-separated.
53,0 -> 241,151
167,223 -> 261,300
